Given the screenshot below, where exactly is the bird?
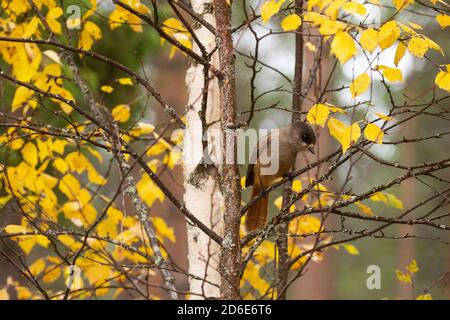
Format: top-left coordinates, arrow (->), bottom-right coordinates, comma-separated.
245,121 -> 316,232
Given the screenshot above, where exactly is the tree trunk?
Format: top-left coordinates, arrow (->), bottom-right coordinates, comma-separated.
213,0 -> 242,299
277,0 -> 304,299
397,118 -> 417,299
184,0 -> 222,299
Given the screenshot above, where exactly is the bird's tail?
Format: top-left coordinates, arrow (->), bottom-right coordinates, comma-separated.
245,182 -> 268,232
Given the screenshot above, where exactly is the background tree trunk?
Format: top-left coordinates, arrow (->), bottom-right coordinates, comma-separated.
184,0 -> 222,299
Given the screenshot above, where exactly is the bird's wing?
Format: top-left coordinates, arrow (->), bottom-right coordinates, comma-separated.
246,130 -> 273,187
245,163 -> 254,188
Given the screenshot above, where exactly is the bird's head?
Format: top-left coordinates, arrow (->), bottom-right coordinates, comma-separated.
290,121 -> 316,154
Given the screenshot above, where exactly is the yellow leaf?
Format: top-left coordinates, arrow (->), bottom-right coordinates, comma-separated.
36,140 -> 51,162
281,14 -> 301,31
18,237 -> 36,255
435,65 -> 450,92
122,1 -> 149,31
350,73 -> 371,98
65,152 -> 90,174
378,21 -> 400,50
0,288 -> 9,300
407,36 -> 429,58
163,150 -> 182,169
344,123 -> 361,152
161,18 -> 192,58
85,263 -> 112,286
35,235 -> 50,248
331,31 -> 357,65
396,270 -> 412,284
29,259 -> 45,276
370,192 -> 387,203
130,123 -> 155,136
4,225 -> 27,234
170,129 -> 184,145
12,86 -> 36,112
364,123 -> 384,144
375,112 -> 393,121
306,0 -> 320,11
302,12 -> 328,26
241,176 -> 247,189
436,14 -> 450,29
146,136 -> 171,156
117,78 -> 133,85
83,0 -> 98,20
342,2 -> 366,16
101,85 -> 114,93
87,166 -> 105,186
385,193 -> 404,209
292,180 -> 302,192
394,42 -> 406,66
355,201 -> 374,216
58,235 -> 82,251
371,191 -> 404,209
43,266 -> 61,283
79,21 -> 102,51
59,174 -> 81,199
327,117 -> 347,144
137,174 -> 165,207
9,0 -> 29,15
0,196 -> 11,208
306,104 -> 330,127
424,37 -> 443,55
51,139 -> 67,155
46,7 -> 63,34
261,0 -> 284,23
305,41 -> 317,52
23,17 -> 40,38
16,286 -> 32,299
318,20 -> 345,35
21,142 -> 38,167
274,196 -> 283,209
243,262 -> 271,295
399,22 -> 418,35
377,65 -> 403,82
408,22 -> 422,30
328,118 -> 361,153
416,294 -> 432,300
304,215 -> 323,233
152,217 -> 176,243
109,6 -> 129,30
342,244 -> 360,255
42,64 -> 62,78
112,104 -> 131,123
324,0 -> 347,19
407,259 -> 419,273
360,28 -> 378,53
392,0 -> 414,10
97,215 -> 119,238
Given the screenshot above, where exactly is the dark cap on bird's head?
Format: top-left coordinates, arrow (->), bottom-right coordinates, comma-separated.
290,121 -> 316,154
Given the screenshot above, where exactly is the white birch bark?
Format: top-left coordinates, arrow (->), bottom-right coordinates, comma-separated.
183,0 -> 222,299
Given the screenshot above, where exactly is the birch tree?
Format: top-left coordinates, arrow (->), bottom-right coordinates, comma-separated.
184,0 -> 223,299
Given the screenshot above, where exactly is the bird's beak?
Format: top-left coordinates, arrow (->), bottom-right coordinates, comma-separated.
306,144 -> 315,155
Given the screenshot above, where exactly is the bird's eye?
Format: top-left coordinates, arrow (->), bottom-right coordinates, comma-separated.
302,134 -> 308,140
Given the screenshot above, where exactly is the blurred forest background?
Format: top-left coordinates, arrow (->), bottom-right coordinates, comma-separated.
0,0 -> 449,299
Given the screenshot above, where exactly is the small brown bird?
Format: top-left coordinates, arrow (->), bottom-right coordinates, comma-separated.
245,121 -> 316,232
